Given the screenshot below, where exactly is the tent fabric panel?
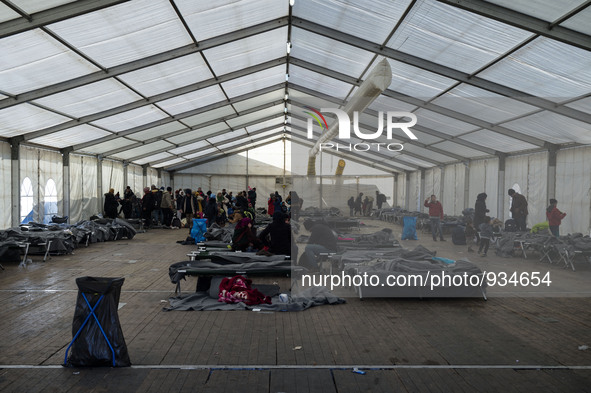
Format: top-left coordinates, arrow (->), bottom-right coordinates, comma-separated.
101,159 -> 124,202
442,163 -> 466,216
432,84 -> 539,124
477,37 -> 591,100
233,90 -> 286,113
0,29 -> 99,95
0,104 -> 70,137
156,85 -> 227,115
134,152 -> 173,166
290,28 -> 375,77
47,0 -> 193,68
225,104 -> 284,128
175,0 -> 288,42
468,158 -> 500,220
127,121 -> 187,142
146,167 -> 158,187
126,164 -> 144,199
9,0 -> 76,14
180,106 -> 237,128
484,0 -> 586,22
112,140 -> 173,160
565,96 -> 591,115
204,28 -> 288,76
89,105 -> 169,133
293,0 -> 414,43
504,152 -> 548,229
413,108 -> 480,136
117,53 -> 213,97
503,111 -> 591,144
387,0 -> 533,74
560,7 -> 591,35
28,125 -> 112,149
166,123 -> 228,145
556,146 -> 591,236
77,138 -> 137,155
69,154 -> 84,224
221,65 -> 287,98
0,3 -> 20,23
33,79 -> 142,119
289,65 -> 354,100
459,130 -> 536,153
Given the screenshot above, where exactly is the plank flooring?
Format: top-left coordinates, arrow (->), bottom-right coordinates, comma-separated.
1,221 -> 591,391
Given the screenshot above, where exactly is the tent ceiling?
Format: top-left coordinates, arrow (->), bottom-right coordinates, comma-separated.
1,0 -> 590,174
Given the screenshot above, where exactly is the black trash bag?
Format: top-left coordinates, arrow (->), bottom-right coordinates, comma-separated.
65,277 -> 131,367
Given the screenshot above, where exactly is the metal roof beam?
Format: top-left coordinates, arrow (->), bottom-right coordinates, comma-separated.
0,0 -> 131,38
291,57 -> 547,148
167,135 -> 285,172
0,16 -> 289,109
71,84 -> 285,150
289,131 -> 407,174
435,0 -> 591,51
289,83 -> 496,156
290,124 -> 419,171
23,57 -> 286,141
291,17 -> 591,124
148,124 -> 284,167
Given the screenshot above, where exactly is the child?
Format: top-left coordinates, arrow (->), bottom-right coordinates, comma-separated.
478,216 -> 493,257
464,220 -> 476,253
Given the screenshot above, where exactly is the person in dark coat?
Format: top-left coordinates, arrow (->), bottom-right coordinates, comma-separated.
473,192 -> 489,244
354,193 -> 363,216
141,187 -> 154,228
205,197 -> 218,228
298,220 -> 338,271
231,217 -> 261,252
258,212 -> 292,255
508,189 -> 528,231
121,186 -> 134,219
104,188 -> 119,219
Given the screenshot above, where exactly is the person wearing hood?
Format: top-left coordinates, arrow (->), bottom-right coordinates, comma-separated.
474,192 -> 489,243
104,188 -> 119,219
258,212 -> 292,255
546,199 -> 566,238
231,217 -> 261,252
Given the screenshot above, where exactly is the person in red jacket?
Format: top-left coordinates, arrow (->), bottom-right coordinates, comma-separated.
424,194 -> 445,241
546,199 -> 566,238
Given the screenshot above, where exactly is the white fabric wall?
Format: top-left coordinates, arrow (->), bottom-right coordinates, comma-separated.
0,142 -> 11,228
69,154 -> 99,222
127,164 -> 144,197
101,159 -> 124,195
556,146 -> 591,235
20,146 -> 63,223
161,171 -> 171,188
442,163 -> 465,216
468,157 -> 499,219
147,167 -> 158,187
396,173 -> 406,209
409,171 -> 420,212
424,167 -> 442,203
505,152 -> 548,229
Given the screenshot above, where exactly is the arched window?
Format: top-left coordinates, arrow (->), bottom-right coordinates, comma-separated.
44,179 -> 58,224
20,177 -> 34,224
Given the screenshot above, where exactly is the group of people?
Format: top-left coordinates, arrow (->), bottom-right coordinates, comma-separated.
425,188 -> 567,257
347,191 -> 387,217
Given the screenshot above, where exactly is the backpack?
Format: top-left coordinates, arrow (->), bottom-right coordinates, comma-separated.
452,226 -> 467,245
170,216 -> 181,229
504,219 -> 517,232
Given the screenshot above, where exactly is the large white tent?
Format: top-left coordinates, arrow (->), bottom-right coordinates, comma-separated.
1,0 -> 590,234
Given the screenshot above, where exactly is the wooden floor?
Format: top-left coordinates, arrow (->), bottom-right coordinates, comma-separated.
1,220 -> 591,392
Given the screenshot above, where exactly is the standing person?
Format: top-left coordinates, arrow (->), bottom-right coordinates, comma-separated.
478,216 -> 493,257
354,193 -> 363,216
205,196 -> 218,228
248,187 -> 257,208
160,187 -> 175,228
104,188 -> 119,219
287,191 -> 302,221
424,194 -> 445,241
347,196 -> 355,216
376,191 -> 386,210
546,199 -> 566,238
473,193 -> 489,244
181,188 -> 196,229
122,186 -> 134,219
267,193 -> 275,216
508,189 -> 528,231
141,187 -> 154,228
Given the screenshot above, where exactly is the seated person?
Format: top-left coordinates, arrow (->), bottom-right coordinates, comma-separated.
258,212 -> 292,256
298,220 -> 338,271
231,217 -> 261,252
